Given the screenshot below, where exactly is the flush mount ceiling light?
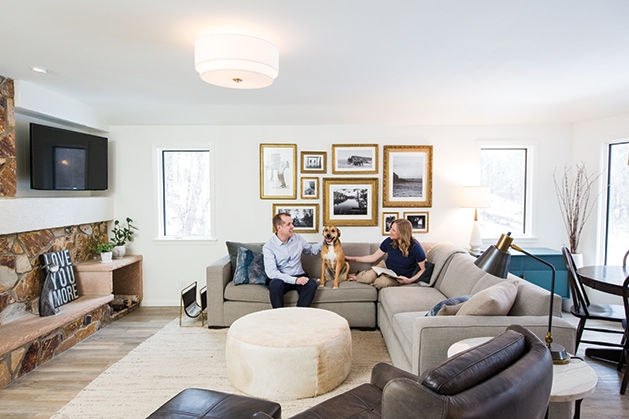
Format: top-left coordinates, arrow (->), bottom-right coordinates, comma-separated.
194,34 -> 279,89
30,66 -> 48,74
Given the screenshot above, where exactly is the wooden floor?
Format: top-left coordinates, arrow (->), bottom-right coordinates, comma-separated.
0,307 -> 627,418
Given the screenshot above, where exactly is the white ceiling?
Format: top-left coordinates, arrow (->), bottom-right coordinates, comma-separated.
2,0 -> 629,126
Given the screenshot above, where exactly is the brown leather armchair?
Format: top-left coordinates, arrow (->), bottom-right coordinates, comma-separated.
255,324 -> 553,419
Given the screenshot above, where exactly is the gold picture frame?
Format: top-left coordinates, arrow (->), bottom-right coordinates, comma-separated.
403,211 -> 429,233
300,151 -> 327,174
382,212 -> 398,236
322,177 -> 378,226
331,144 -> 379,174
383,145 -> 433,207
260,144 -> 297,199
272,203 -> 319,234
301,177 -> 319,199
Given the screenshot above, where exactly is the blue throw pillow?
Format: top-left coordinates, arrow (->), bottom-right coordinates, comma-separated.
425,295 -> 471,317
233,246 -> 268,286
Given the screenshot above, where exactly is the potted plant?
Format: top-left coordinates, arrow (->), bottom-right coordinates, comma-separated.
553,162 -> 602,260
97,242 -> 115,262
110,217 -> 138,259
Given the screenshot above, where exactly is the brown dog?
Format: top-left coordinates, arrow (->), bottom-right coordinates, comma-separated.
321,225 -> 350,289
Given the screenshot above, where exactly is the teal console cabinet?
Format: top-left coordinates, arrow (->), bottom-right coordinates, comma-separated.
508,248 -> 569,299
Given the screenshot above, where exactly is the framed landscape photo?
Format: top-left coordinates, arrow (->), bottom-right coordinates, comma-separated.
383,145 -> 432,207
332,144 -> 378,174
272,203 -> 319,233
323,178 -> 378,226
301,177 -> 319,199
260,144 -> 297,199
300,151 -> 327,174
382,212 -> 398,236
404,211 -> 429,233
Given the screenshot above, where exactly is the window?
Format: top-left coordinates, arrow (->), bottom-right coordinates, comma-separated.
479,147 -> 531,237
157,148 -> 214,239
605,141 -> 629,264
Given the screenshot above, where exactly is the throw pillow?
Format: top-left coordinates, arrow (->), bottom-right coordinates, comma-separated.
436,302 -> 465,316
226,241 -> 264,276
456,279 -> 519,316
233,246 -> 268,286
425,295 -> 471,317
415,261 -> 435,285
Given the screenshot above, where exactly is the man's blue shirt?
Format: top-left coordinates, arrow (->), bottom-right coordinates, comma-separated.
263,233 -> 322,284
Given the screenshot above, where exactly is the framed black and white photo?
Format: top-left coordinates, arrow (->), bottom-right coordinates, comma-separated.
382,212 -> 398,236
301,177 -> 319,199
323,178 -> 378,226
300,151 -> 327,174
273,203 -> 319,233
260,144 -> 297,199
332,144 -> 378,174
404,211 -> 429,233
383,145 -> 432,207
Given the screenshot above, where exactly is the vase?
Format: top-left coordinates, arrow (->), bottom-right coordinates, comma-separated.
112,245 -> 126,259
101,252 -> 113,263
562,252 -> 583,312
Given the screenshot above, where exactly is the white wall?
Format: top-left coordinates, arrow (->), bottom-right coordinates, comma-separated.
110,123 -> 573,306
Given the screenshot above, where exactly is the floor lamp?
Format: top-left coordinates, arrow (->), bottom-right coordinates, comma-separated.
474,232 -> 569,364
460,186 -> 491,256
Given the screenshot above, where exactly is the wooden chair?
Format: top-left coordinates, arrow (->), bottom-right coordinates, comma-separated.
618,275 -> 629,394
179,281 -> 204,327
562,246 -> 625,352
623,250 -> 629,267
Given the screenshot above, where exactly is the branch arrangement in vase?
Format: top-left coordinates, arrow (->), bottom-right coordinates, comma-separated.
553,162 -> 602,254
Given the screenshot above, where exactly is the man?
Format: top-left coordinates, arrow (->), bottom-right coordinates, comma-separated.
263,213 -> 322,308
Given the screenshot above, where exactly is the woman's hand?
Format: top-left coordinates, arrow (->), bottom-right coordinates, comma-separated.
345,256 -> 355,262
396,276 -> 415,285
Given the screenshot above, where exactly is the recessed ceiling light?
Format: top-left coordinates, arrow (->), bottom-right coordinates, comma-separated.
30,66 -> 48,74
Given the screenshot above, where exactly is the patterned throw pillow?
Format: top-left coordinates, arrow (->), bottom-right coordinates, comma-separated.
425,295 -> 472,317
233,246 -> 268,286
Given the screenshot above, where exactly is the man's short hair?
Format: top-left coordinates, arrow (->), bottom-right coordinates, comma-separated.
273,212 -> 290,230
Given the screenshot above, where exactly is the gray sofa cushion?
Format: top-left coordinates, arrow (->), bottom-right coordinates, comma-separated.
437,253 -> 486,298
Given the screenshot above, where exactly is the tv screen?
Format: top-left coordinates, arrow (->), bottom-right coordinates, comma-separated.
30,123 -> 108,190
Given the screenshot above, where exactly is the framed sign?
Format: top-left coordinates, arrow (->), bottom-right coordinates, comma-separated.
273,203 -> 319,233
383,145 -> 432,207
382,212 -> 398,235
300,151 -> 327,174
260,144 -> 297,199
404,211 -> 429,233
332,144 -> 378,174
301,177 -> 319,199
322,178 -> 378,226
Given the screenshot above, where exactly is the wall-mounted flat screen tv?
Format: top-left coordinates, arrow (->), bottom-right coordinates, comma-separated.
30,123 -> 108,190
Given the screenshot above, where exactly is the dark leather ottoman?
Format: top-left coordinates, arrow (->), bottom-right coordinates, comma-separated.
146,388 -> 281,419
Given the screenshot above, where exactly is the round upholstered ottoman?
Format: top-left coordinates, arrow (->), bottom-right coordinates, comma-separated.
226,307 -> 352,400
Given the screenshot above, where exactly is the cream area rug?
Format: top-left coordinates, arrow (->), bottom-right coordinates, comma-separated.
51,319 -> 392,418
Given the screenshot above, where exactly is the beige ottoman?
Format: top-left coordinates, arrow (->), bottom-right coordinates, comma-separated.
226,307 -> 352,400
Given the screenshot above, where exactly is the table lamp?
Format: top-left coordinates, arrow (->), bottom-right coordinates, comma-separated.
460,186 -> 491,256
474,232 -> 569,364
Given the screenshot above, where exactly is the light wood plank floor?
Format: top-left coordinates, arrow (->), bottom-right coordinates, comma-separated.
0,307 -> 627,418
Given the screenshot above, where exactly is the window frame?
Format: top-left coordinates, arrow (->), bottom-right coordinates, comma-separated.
603,140 -> 629,264
478,142 -> 535,241
154,145 -> 216,242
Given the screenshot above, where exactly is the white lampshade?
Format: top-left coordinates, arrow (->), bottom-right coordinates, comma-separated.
194,34 -> 279,89
460,186 -> 491,209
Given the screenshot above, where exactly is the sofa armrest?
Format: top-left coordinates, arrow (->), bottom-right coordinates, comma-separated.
206,255 -> 231,327
411,315 -> 575,375
381,378 -> 445,419
370,362 -> 419,390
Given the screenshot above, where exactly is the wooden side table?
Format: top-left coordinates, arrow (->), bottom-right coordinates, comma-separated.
449,337 -> 597,419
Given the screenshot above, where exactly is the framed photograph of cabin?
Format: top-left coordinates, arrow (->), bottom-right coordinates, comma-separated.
323,178 -> 378,226
383,145 -> 432,207
301,177 -> 319,199
382,212 -> 398,236
300,151 -> 327,174
331,144 -> 378,174
404,211 -> 429,233
260,144 -> 297,199
272,203 -> 319,233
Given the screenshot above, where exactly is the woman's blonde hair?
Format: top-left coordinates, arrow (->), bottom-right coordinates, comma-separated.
392,219 -> 414,257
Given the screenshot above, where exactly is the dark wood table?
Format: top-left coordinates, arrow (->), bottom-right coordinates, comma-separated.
577,265 -> 629,364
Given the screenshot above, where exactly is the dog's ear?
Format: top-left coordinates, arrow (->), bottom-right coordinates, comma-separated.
337,227 -> 341,237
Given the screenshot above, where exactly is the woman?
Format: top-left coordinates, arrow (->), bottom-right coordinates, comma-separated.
345,219 -> 426,289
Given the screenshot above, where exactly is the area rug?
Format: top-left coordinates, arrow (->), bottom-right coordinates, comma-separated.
51,319 -> 392,418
